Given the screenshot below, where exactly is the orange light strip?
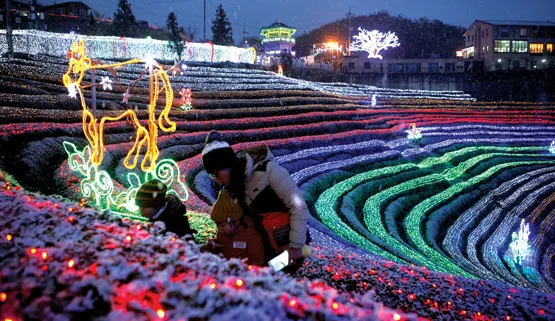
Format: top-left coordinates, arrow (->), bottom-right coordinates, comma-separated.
63,40 -> 176,172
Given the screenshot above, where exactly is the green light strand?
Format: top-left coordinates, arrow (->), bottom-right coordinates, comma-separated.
63,141 -> 189,216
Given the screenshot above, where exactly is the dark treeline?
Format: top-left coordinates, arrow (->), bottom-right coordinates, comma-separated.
294,11 -> 466,59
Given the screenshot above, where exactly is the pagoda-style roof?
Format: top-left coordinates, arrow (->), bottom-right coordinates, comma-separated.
260,20 -> 297,38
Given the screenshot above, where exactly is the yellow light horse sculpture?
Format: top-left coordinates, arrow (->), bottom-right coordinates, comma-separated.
62,40 -> 176,172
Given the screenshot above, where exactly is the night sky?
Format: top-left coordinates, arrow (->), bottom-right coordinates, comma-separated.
43,0 -> 555,43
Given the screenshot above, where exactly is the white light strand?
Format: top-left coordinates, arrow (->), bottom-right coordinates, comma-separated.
0,29 -> 255,63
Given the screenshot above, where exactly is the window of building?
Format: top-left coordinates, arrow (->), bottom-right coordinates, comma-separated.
530,43 -> 544,54
511,41 -> 528,53
519,28 -> 527,37
79,9 -> 86,18
445,63 -> 455,73
348,62 -> 355,70
482,30 -> 485,38
388,63 -> 404,73
57,7 -> 65,15
501,27 -> 509,37
405,63 -> 421,73
486,28 -> 488,37
463,46 -> 475,58
547,44 -> 553,53
494,40 -> 510,53
512,60 -> 520,69
364,62 -> 371,69
428,63 -> 439,73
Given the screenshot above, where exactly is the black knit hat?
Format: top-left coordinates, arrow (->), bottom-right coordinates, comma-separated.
135,179 -> 167,209
202,130 -> 238,174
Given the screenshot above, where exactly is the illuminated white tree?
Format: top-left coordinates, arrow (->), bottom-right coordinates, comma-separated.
350,27 -> 400,59
509,219 -> 530,265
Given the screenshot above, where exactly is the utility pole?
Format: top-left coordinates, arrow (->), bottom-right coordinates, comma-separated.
5,0 -> 14,59
203,0 -> 206,41
347,7 -> 353,56
242,24 -> 248,46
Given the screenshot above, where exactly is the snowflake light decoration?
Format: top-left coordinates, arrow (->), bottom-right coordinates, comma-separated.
100,76 -> 112,91
350,27 -> 400,59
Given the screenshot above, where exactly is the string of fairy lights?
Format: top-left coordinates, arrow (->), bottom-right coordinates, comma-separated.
0,29 -> 256,63
443,166 -> 555,284
482,180 -> 555,288
309,143 -> 555,282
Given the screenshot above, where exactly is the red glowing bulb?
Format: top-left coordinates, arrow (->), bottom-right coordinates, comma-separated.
235,279 -> 244,287
68,216 -> 75,223
30,248 -> 37,254
6,234 -> 12,241
27,197 -> 31,202
248,265 -> 253,270
332,302 -> 339,310
289,299 -> 297,307
538,309 -> 545,315
393,313 -> 401,321
41,251 -> 48,260
157,309 -> 165,318
125,235 -> 132,241
136,224 -> 141,230
68,259 -> 75,268
171,237 -> 176,242
0,292 -> 6,302
68,207 -> 73,212
209,282 -> 217,289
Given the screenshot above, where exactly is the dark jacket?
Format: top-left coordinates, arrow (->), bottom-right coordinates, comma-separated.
150,194 -> 197,238
213,217 -> 265,266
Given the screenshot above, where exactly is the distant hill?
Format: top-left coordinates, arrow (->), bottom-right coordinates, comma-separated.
294,11 -> 466,59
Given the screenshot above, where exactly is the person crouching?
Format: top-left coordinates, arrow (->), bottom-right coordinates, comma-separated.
135,179 -> 197,239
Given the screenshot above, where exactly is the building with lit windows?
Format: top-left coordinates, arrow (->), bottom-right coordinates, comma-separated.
259,20 -> 296,56
462,20 -> 555,71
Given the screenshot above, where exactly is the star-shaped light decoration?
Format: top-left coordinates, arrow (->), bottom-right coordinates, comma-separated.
100,76 -> 112,91
122,89 -> 131,104
143,56 -> 158,69
67,83 -> 78,99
